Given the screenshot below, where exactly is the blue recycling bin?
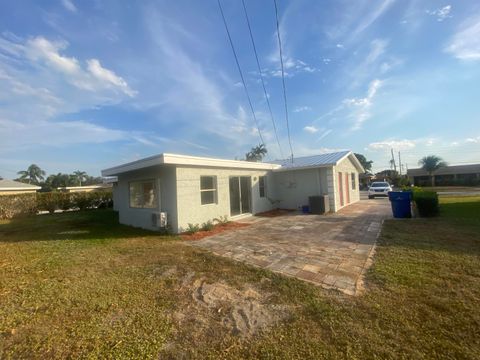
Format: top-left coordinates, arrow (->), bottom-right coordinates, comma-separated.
388,191 -> 412,218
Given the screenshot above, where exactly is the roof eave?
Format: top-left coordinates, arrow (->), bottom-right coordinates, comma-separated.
273,163 -> 335,172
101,153 -> 281,176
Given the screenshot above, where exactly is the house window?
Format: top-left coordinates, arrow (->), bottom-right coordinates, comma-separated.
129,180 -> 156,208
259,176 -> 267,198
351,173 -> 356,190
200,176 -> 217,205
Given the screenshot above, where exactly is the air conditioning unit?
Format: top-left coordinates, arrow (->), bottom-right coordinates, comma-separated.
309,195 -> 330,214
152,212 -> 168,228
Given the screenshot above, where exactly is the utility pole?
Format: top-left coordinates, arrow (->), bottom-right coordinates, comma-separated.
398,151 -> 402,176
390,148 -> 397,173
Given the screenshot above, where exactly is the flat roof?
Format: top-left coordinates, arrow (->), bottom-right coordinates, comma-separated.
0,179 -> 41,191
407,163 -> 480,176
102,150 -> 364,176
102,153 -> 281,176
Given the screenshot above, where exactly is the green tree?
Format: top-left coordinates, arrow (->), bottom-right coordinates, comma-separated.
17,164 -> 46,184
418,155 -> 447,187
354,153 -> 373,172
73,170 -> 87,186
245,144 -> 267,162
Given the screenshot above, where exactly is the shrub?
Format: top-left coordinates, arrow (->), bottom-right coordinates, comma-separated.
0,194 -> 38,219
413,191 -> 439,217
201,220 -> 214,231
186,223 -> 200,234
37,192 -> 60,214
213,215 -> 229,225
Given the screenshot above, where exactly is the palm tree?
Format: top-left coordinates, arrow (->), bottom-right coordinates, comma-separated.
245,144 -> 267,162
418,155 -> 447,187
17,164 -> 46,184
73,170 -> 87,186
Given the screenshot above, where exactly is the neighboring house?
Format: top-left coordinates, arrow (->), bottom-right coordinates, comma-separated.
101,150 -> 364,233
0,179 -> 41,195
57,184 -> 113,193
408,163 -> 480,186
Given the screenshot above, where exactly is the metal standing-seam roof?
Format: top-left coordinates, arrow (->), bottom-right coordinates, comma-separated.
271,150 -> 353,171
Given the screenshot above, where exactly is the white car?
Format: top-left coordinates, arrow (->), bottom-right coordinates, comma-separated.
368,181 -> 393,199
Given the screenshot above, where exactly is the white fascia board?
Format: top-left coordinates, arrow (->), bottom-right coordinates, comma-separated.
101,154 -> 165,176
162,153 -> 280,170
101,153 -> 280,176
0,187 -> 40,191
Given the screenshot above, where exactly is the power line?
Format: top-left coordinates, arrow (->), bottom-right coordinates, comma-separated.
217,0 -> 266,148
241,0 -> 284,159
273,0 -> 294,161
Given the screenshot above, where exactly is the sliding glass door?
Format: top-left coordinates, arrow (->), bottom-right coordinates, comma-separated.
229,176 -> 251,216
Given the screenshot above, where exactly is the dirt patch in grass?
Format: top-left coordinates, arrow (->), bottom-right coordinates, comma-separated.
180,222 -> 250,240
255,208 -> 296,217
186,278 -> 289,337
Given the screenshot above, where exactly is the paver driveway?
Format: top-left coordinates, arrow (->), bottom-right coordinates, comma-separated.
190,200 -> 391,295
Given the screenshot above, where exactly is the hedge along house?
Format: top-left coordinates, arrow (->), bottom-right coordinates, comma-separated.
101,151 -> 364,233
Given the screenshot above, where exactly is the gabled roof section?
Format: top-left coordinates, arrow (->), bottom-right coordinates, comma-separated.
271,150 -> 364,173
0,179 -> 41,191
102,153 -> 281,176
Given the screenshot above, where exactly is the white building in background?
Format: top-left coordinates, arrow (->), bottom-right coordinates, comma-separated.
101,151 -> 364,233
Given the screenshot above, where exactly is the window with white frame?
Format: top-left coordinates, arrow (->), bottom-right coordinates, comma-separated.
200,176 -> 217,205
129,180 -> 156,208
351,173 -> 356,190
259,176 -> 267,198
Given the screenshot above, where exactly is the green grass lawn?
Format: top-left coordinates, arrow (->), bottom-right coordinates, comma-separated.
1,199 -> 479,359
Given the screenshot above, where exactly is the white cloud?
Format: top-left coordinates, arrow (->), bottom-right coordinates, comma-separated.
303,125 -> 319,133
465,136 -> 480,143
336,43 -> 344,49
293,106 -> 311,113
344,79 -> 382,130
87,59 -> 137,97
0,118 -> 127,152
266,58 -> 318,78
367,139 -> 416,151
61,0 -> 77,13
0,33 -> 141,156
444,13 -> 480,60
427,5 -> 452,22
317,129 -> 332,141
350,0 -> 395,39
26,37 -> 80,74
1,35 -> 136,96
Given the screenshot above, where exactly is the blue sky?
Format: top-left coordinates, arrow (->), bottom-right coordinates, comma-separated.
1,0 -> 479,178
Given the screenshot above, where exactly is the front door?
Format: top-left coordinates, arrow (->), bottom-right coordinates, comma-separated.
338,172 -> 344,207
229,176 -> 252,216
345,173 -> 350,204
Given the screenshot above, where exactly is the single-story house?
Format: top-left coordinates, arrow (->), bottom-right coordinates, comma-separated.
101,150 -> 364,233
0,179 -> 41,195
407,163 -> 480,186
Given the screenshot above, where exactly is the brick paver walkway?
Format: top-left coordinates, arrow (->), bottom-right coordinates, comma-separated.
189,199 -> 391,295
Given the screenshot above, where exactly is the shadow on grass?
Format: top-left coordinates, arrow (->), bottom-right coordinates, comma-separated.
0,209 -> 168,243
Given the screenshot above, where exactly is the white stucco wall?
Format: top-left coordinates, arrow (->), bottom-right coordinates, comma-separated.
334,156 -> 361,211
175,166 -> 275,232
113,165 -> 178,232
272,168 -> 329,210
